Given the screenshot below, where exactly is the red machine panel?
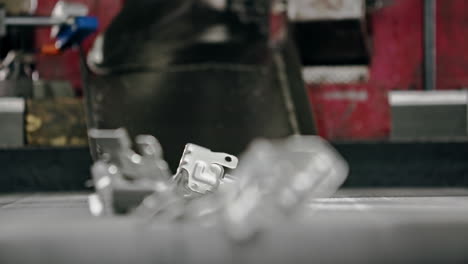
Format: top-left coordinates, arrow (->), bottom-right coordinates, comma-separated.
308,0 -> 424,140
437,0 -> 468,90
308,0 -> 468,140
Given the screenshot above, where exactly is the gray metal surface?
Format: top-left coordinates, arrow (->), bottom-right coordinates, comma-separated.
1,189 -> 468,263
0,97 -> 24,146
390,90 -> 468,139
2,188 -> 467,215
4,16 -> 63,26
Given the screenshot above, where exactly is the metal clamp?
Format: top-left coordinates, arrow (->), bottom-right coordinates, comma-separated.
176,144 -> 239,195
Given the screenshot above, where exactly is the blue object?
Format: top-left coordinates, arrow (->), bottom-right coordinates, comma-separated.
55,16 -> 99,51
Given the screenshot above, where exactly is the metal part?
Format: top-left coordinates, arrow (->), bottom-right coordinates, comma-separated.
4,16 -> 64,26
222,136 -> 348,241
89,128 -> 132,169
0,15 -> 64,38
88,128 -> 239,216
89,128 -> 171,181
135,135 -> 172,181
87,128 -> 349,245
88,128 -> 172,215
0,97 -> 25,146
175,144 -> 239,195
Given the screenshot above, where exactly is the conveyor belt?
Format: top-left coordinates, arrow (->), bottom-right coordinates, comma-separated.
1,189 -> 468,264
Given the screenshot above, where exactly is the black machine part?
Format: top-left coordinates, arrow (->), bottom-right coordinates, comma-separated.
86,0 -> 316,170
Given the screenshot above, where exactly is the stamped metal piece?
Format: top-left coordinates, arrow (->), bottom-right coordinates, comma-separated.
88,128 -> 172,215
136,135 -> 171,181
88,128 -> 132,165
176,144 -> 239,195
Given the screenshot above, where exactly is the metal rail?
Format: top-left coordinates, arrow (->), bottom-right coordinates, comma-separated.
424,0 -> 437,91
4,16 -> 64,26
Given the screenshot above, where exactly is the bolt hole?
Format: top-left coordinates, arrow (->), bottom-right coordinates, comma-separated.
225,156 -> 232,162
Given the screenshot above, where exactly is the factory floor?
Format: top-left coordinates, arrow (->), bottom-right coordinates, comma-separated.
1,188 -> 468,263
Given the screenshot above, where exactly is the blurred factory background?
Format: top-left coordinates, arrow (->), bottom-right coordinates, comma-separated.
2,1 -> 468,263
1,0 -> 468,188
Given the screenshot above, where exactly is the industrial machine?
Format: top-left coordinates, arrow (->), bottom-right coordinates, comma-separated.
0,0 -> 97,147
85,0 -> 316,170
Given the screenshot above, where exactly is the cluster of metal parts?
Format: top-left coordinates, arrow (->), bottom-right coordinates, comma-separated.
88,128 -> 348,241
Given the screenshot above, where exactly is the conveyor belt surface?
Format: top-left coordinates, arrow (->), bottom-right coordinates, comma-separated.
1,189 -> 468,264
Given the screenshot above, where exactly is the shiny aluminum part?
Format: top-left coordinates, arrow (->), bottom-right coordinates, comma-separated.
88,128 -> 170,181
89,158 -> 165,216
136,135 -> 171,180
88,128 -> 132,155
88,128 -> 239,216
175,144 -> 238,195
88,161 -> 114,216
88,128 -> 175,215
87,128 -> 348,243
222,136 -> 349,241
88,128 -> 135,175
